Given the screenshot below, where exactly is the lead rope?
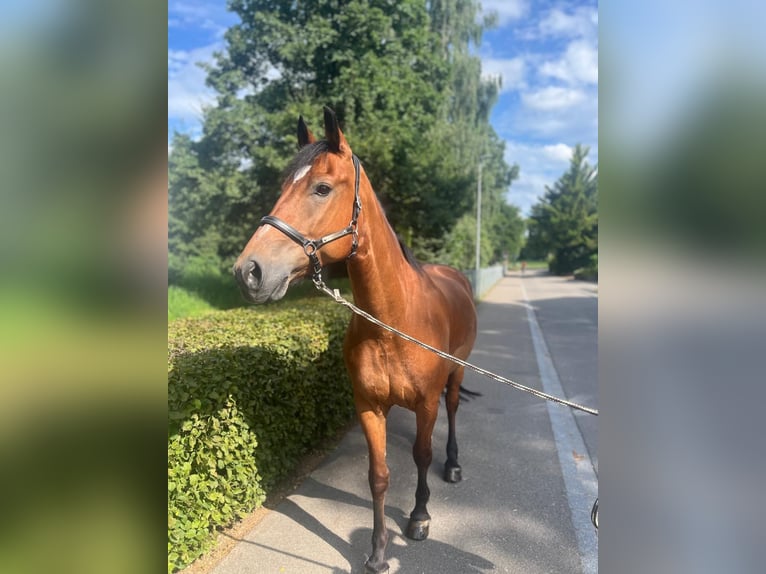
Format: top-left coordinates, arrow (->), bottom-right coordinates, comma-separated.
313,280 -> 599,416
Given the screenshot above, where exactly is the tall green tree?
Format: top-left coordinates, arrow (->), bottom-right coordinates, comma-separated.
439,214 -> 491,270
487,201 -> 525,263
169,0 -> 518,273
526,144 -> 598,275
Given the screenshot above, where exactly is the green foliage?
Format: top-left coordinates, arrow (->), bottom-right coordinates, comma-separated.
167,300 -> 355,571
167,250 -> 354,320
438,190 -> 524,270
168,254 -> 244,312
168,134 -> 252,270
518,239 -> 549,262
526,144 -> 598,275
169,0 -> 520,274
439,214 -> 492,270
574,253 -> 598,281
168,286 -> 215,322
167,398 -> 262,572
485,201 -> 525,264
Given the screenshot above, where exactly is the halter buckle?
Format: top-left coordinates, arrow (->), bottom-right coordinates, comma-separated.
349,227 -> 359,259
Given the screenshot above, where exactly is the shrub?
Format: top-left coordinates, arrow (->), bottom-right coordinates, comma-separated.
167,399 -> 262,571
168,299 -> 355,571
547,246 -> 594,275
574,253 -> 598,281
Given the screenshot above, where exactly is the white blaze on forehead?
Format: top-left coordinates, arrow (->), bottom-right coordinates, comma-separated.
292,165 -> 311,183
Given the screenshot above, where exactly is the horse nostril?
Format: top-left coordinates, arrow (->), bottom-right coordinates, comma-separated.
234,258 -> 263,290
248,258 -> 263,288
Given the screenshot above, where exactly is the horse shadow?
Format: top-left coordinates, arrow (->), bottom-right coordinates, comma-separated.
265,477 -> 494,573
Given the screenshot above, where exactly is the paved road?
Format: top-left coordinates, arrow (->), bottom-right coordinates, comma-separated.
210,270 -> 598,574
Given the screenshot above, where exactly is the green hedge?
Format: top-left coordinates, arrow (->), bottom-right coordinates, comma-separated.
168,300 -> 355,572
574,253 -> 598,281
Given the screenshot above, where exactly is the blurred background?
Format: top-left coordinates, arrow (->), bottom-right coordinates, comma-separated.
0,1 -> 166,573
0,0 -> 764,572
601,1 -> 766,573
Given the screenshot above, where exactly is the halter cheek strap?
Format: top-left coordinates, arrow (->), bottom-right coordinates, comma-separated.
259,154 -> 362,286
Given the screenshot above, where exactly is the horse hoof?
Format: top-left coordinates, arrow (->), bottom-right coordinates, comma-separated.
406,519 -> 430,541
364,559 -> 389,573
444,465 -> 462,483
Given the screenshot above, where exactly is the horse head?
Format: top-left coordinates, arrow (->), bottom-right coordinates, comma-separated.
233,107 -> 361,303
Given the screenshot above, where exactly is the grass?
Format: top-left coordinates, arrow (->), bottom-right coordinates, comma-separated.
168,272 -> 352,321
168,286 -> 215,322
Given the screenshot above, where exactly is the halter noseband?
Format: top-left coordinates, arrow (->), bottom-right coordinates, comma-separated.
259,154 -> 362,287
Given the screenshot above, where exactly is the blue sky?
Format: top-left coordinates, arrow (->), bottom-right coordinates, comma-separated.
168,0 -> 598,216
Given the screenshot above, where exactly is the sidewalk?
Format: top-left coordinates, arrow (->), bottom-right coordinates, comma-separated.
208,273 -> 595,574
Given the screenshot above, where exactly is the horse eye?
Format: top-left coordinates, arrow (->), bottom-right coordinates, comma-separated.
314,184 -> 332,197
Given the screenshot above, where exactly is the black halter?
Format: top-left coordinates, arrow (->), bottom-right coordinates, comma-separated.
259,154 -> 362,286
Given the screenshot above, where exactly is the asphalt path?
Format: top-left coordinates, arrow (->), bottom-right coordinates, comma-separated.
209,270 -> 598,574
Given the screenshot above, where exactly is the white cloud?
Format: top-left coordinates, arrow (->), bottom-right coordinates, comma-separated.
480,0 -> 529,26
505,173 -> 549,216
538,7 -> 598,39
167,2 -> 236,126
543,143 -> 574,163
169,0 -> 210,21
521,86 -> 586,110
504,142 -> 559,214
503,140 -> 595,215
168,44 -> 219,122
540,40 -> 598,85
476,4 -> 598,213
493,80 -> 597,143
168,1 -> 234,36
168,49 -> 193,75
506,141 -> 565,174
505,143 -> 547,211
481,57 -> 526,91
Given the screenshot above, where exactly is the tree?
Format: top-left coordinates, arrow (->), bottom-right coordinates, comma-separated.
526,144 -> 598,275
487,201 -> 525,264
168,130 -> 261,277
439,214 -> 492,270
169,0 -> 518,274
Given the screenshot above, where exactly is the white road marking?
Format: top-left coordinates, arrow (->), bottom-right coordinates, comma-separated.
521,278 -> 598,574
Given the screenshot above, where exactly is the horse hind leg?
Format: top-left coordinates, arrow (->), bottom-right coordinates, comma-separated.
444,369 -> 464,483
406,402 -> 438,541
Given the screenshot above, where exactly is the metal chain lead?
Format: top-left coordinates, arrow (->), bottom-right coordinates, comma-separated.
314,281 -> 599,416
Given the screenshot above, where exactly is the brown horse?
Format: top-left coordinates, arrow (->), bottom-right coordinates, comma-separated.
233,107 -> 478,573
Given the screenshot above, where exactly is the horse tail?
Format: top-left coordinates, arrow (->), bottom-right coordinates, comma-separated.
458,386 -> 482,401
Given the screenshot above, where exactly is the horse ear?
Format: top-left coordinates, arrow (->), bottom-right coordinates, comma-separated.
323,106 -> 347,153
297,115 -> 315,148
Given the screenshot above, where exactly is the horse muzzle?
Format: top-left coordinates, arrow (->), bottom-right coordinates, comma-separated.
233,256 -> 291,304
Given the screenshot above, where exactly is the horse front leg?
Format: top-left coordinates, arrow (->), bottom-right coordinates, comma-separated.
406,401 -> 438,541
358,408 -> 390,573
444,369 -> 464,483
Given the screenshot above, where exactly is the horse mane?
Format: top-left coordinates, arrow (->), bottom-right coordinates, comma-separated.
397,236 -> 424,275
